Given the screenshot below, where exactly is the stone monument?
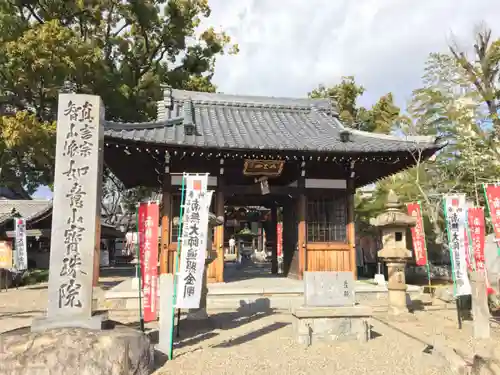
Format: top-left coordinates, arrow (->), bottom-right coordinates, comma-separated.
370,190 -> 416,315
32,93 -> 106,332
292,271 -> 372,345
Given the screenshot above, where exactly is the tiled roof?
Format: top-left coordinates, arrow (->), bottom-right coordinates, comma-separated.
103,89 -> 444,154
0,200 -> 52,225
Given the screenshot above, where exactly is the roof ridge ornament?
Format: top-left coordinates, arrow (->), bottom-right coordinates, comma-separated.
183,98 -> 197,136
161,84 -> 173,110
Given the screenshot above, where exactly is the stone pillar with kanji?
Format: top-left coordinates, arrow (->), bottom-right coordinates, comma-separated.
371,190 -> 416,315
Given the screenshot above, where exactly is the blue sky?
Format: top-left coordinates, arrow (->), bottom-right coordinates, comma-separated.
32,0 -> 500,199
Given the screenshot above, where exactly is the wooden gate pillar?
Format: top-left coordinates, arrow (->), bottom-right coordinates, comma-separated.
270,205 -> 278,274
297,162 -> 306,279
208,160 -> 225,283
214,190 -> 225,282
347,176 -> 357,279
160,151 -> 172,274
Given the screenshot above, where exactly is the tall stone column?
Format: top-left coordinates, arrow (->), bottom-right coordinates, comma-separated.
32,93 -> 105,331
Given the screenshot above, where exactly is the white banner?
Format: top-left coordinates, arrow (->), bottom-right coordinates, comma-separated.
175,174 -> 213,308
14,218 -> 28,270
443,194 -> 471,296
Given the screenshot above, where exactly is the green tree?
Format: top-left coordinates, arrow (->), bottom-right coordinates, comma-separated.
449,26 -> 500,138
384,51 -> 500,252
308,76 -> 400,134
0,0 -> 237,193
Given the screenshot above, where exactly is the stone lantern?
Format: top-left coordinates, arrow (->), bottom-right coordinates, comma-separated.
370,190 -> 416,315
186,213 -> 224,320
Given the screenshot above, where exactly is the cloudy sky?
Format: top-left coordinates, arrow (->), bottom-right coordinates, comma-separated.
32,0 -> 500,199
203,0 -> 500,108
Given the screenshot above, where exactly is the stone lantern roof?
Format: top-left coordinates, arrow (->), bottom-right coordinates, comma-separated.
208,213 -> 224,227
370,190 -> 416,228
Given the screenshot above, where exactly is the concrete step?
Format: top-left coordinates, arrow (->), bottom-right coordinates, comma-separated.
104,280 -> 423,312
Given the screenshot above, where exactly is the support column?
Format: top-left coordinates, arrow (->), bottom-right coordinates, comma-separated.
160,151 -> 171,274
297,161 -> 306,279
270,205 -> 278,274
208,158 -> 225,283
347,176 -> 357,279
214,190 -> 225,282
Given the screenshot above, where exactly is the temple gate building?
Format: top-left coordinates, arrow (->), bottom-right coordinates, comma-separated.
103,89 -> 444,283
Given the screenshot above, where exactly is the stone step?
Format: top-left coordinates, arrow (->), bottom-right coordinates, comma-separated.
104,281 -> 424,312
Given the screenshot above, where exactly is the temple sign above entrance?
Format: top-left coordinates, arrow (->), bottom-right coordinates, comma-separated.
243,159 -> 285,176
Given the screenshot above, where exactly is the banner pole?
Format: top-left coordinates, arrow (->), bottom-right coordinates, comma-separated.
169,173 -> 186,361
136,204 -> 145,332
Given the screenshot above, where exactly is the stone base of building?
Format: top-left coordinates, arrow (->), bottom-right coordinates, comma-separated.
31,310 -> 109,332
292,305 -> 372,345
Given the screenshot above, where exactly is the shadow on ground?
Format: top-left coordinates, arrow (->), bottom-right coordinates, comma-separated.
146,297 -> 282,369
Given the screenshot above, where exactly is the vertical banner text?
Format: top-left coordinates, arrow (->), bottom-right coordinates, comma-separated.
443,194 -> 471,296
138,202 -> 159,322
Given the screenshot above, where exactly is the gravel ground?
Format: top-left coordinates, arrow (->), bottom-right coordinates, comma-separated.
376,308 -> 500,365
1,278 -> 496,375
154,312 -> 454,375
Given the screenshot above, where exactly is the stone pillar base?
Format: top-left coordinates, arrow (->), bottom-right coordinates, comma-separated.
186,308 -> 209,320
387,289 -> 409,315
31,311 -> 108,332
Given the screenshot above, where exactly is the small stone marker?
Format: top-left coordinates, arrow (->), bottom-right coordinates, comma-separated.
32,94 -> 105,332
471,271 -> 491,339
304,271 -> 355,307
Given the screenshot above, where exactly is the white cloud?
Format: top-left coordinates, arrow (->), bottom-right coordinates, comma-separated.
201,0 -> 500,108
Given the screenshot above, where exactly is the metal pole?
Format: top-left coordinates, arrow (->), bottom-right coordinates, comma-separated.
456,297 -> 462,329
136,206 -> 144,332
176,309 -> 181,338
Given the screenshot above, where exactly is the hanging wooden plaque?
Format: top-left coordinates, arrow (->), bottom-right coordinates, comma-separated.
243,159 -> 284,176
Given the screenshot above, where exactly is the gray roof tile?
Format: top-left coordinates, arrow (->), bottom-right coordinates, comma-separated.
104,89 -> 443,153
0,200 -> 52,225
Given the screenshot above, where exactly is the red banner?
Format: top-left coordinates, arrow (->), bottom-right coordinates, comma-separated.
138,202 -> 159,322
485,184 -> 500,242
407,203 -> 428,266
468,208 -> 486,271
464,227 -> 472,272
277,223 -> 283,258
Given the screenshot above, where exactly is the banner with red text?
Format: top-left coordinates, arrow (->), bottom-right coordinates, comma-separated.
176,174 -> 213,309
467,208 -> 486,271
484,184 -> 500,247
443,194 -> 471,296
277,223 -> 283,258
467,207 -> 494,292
138,202 -> 159,322
407,202 -> 428,266
464,227 -> 473,272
